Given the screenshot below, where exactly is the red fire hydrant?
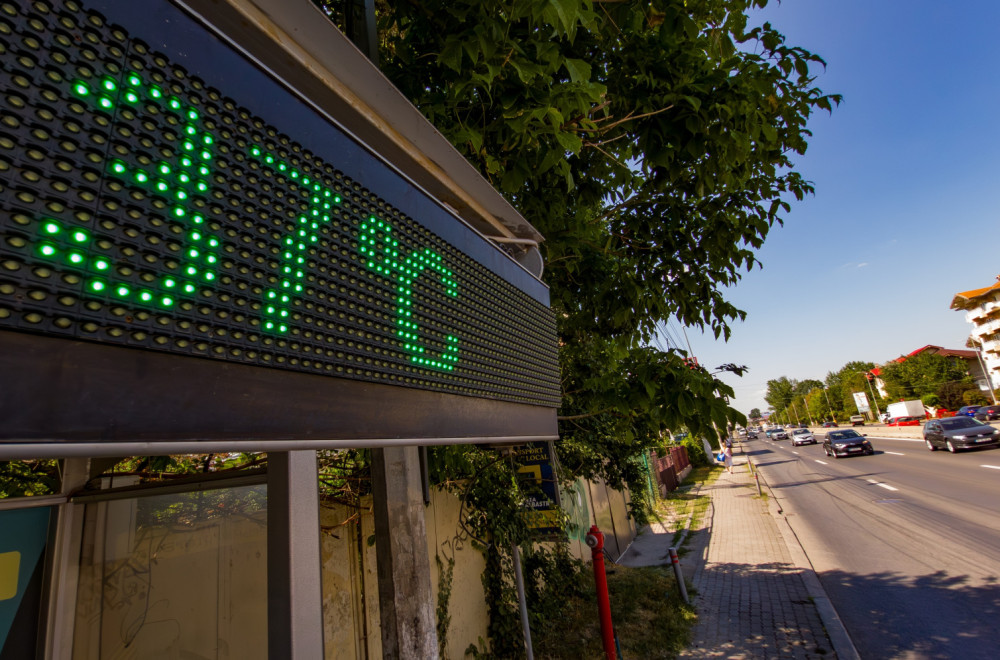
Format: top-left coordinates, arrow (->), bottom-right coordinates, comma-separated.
585,525 -> 617,659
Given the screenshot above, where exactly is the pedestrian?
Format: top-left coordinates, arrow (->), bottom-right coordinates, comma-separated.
723,439 -> 733,474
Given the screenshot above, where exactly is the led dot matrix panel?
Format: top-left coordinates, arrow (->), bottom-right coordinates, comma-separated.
0,0 -> 561,407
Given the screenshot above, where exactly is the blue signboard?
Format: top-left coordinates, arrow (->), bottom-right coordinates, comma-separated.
0,507 -> 51,659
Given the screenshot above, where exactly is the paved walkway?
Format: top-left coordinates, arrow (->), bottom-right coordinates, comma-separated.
621,453 -> 842,659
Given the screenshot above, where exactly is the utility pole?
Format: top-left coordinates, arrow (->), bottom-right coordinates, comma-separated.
862,372 -> 881,420
790,402 -> 801,425
823,387 -> 836,423
974,342 -> 998,405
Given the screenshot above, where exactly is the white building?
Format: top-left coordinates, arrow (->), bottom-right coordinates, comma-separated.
951,278 -> 1000,391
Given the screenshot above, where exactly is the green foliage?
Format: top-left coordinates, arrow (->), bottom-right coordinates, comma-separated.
749,407 -> 762,420
936,380 -> 975,409
0,460 -> 60,498
963,389 -> 990,406
879,353 -> 972,401
679,435 -> 710,468
528,557 -> 694,658
921,393 -> 941,407
315,0 -> 835,651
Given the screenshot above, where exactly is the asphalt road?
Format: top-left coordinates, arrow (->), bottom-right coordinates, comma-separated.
746,434 -> 1000,659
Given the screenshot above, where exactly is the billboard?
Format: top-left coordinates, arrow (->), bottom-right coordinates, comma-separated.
852,391 -> 870,414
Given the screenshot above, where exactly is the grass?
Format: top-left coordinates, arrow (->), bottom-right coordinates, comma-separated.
649,465 -> 721,551
531,563 -> 696,659
529,465 -> 721,658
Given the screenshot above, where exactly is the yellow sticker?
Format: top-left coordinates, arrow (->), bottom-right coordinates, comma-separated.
0,551 -> 21,601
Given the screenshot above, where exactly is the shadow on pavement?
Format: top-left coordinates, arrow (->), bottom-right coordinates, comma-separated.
814,568 -> 1000,658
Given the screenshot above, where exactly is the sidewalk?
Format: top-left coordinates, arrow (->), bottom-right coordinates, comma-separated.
621,453 -> 849,659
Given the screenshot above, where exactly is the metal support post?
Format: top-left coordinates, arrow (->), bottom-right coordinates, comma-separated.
511,543 -> 535,660
668,547 -> 689,604
267,450 -> 325,659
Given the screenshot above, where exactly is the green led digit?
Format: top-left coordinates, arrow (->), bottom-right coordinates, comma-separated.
358,216 -> 459,371
35,72 -> 219,309
248,146 -> 337,334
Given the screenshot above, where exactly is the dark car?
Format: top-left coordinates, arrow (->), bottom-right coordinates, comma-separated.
974,404 -> 1000,422
923,416 -> 1000,453
821,421 -> 837,428
957,406 -> 981,417
822,429 -> 873,458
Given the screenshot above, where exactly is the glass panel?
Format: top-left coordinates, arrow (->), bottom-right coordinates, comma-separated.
73,485 -> 267,659
0,507 -> 52,659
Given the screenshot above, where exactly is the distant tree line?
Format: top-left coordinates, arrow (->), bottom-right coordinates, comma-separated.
761,354 -> 992,424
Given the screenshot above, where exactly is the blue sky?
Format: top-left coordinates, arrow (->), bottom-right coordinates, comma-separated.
681,0 -> 1000,415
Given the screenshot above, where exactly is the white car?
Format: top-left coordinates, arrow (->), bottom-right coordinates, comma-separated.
791,429 -> 816,446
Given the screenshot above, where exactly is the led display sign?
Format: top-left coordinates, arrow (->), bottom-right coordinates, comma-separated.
0,0 -> 560,407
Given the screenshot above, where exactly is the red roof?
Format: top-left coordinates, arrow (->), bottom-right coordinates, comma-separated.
907,345 -> 977,359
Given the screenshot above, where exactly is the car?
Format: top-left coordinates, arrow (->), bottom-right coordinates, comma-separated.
791,429 -> 816,446
886,416 -> 922,427
768,428 -> 788,440
923,416 -> 1000,453
957,406 -> 982,417
821,421 -> 838,428
849,414 -> 866,426
974,404 -> 1000,422
879,412 -> 891,424
822,429 -> 874,458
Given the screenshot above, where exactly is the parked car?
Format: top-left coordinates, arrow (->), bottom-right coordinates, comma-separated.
791,429 -> 816,446
974,405 -> 1000,422
957,406 -> 982,417
822,429 -> 874,458
886,416 -> 922,427
923,416 -> 1000,453
821,421 -> 838,428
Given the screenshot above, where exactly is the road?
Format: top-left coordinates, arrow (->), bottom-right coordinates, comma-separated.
746,434 -> 1000,659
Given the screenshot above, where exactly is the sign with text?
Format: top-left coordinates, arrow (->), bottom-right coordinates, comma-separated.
514,441 -> 562,536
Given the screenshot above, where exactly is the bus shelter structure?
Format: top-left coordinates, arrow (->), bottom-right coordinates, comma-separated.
0,1 -> 560,657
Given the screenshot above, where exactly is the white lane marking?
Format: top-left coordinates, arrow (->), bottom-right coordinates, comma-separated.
792,451 -> 800,455
982,465 -> 1000,470
866,478 -> 899,492
884,451 -> 905,456
815,460 -> 828,465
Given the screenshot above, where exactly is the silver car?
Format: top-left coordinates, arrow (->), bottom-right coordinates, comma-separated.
791,429 -> 816,446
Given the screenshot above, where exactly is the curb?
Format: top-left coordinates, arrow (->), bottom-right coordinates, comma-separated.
751,453 -> 861,660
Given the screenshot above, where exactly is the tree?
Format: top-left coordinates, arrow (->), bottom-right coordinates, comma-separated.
362,0 -> 836,484
313,2 -> 837,650
765,377 -> 796,412
879,353 -> 972,401
749,407 -> 762,421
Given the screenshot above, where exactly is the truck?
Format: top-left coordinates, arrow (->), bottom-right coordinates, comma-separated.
886,400 -> 926,420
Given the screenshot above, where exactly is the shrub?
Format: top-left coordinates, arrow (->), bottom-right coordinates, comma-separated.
679,436 -> 710,467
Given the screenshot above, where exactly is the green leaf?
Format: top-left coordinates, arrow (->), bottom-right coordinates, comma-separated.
563,58 -> 591,83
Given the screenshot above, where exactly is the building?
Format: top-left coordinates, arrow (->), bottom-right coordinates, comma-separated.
950,279 -> 1000,390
